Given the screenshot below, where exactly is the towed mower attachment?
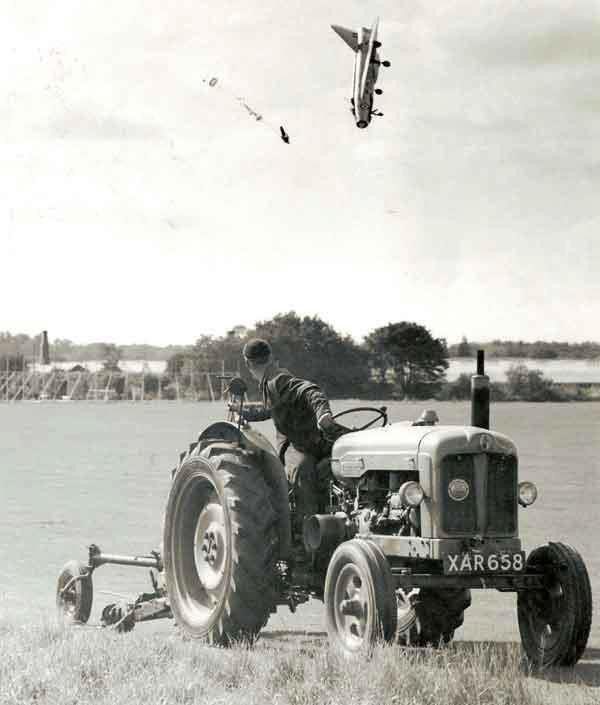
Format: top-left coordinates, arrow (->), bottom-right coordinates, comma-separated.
56,543 -> 172,632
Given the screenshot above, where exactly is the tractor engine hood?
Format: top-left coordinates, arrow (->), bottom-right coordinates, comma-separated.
330,422 -> 517,481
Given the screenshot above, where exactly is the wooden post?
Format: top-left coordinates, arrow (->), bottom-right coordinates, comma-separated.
70,372 -> 82,400
206,373 -> 215,401
31,339 -> 35,399
41,370 -> 54,399
13,370 -> 33,402
105,372 -> 113,402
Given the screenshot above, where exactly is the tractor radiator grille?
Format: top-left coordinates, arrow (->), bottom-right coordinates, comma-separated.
486,454 -> 518,534
440,454 -> 477,533
440,452 -> 518,536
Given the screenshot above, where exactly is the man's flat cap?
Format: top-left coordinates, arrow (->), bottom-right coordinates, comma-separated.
242,338 -> 272,363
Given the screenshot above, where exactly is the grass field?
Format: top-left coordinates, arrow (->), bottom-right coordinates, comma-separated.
2,615 -> 600,705
1,400 -> 599,703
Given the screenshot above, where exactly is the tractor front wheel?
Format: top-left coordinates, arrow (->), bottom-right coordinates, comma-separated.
517,542 -> 592,667
324,539 -> 397,656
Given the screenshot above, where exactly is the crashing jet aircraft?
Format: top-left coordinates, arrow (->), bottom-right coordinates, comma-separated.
331,17 -> 390,128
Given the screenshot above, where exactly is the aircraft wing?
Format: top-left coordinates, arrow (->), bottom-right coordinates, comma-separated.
331,24 -> 359,51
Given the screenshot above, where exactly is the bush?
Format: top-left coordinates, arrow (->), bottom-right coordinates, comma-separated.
505,364 -> 564,402
436,373 -> 472,401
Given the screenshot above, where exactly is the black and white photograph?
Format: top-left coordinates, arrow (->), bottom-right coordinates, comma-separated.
1,2 -> 599,703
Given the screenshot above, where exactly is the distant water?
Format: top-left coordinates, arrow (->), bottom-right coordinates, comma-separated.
448,357 -> 600,383
33,358 -> 600,382
34,359 -> 168,374
1,400 -> 599,645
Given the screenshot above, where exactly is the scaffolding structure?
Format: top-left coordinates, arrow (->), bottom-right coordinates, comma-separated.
0,367 -> 240,402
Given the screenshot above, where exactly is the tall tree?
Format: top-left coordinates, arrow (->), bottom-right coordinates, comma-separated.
365,322 -> 449,399
252,312 -> 371,398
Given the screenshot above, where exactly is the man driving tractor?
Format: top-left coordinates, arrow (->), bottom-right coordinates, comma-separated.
235,338 -> 347,557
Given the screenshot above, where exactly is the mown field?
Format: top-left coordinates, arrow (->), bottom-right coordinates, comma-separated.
1,400 -> 599,703
1,615 -> 600,705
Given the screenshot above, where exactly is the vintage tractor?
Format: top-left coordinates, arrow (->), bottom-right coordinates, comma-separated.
56,354 -> 592,667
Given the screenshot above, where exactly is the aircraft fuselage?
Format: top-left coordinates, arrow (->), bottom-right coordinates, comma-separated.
332,18 -> 384,129
352,28 -> 380,127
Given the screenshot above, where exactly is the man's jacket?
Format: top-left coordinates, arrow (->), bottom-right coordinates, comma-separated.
243,365 -> 332,457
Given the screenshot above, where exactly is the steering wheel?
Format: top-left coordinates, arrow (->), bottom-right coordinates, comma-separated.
332,406 -> 388,432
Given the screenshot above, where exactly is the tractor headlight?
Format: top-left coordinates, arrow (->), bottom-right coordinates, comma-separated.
518,481 -> 538,507
399,481 -> 425,507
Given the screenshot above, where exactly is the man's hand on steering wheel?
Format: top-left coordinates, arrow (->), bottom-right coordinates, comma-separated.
317,413 -> 351,442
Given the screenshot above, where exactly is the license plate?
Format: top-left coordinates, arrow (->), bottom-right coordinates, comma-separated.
443,551 -> 526,574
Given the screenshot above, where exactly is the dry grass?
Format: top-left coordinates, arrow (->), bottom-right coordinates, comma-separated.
1,612 -> 597,705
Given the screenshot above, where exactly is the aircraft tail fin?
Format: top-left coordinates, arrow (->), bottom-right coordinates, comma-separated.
331,24 -> 359,51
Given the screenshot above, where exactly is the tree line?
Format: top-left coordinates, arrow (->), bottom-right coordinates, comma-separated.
450,336 -> 600,360
165,313 -> 448,400
164,314 -> 583,402
3,330 -> 600,365
0,332 -> 187,365
1,319 -> 596,402
438,365 -> 576,402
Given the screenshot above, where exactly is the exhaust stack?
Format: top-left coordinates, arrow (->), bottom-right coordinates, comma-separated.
471,349 -> 490,429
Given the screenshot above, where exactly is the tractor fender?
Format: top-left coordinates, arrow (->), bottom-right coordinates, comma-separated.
198,422 -> 291,559
241,426 -> 292,560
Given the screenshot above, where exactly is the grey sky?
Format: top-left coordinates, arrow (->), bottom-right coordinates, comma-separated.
2,1 -> 599,345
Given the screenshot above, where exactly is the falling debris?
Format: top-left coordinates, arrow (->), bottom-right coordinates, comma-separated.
203,74 -> 290,144
237,98 -> 263,121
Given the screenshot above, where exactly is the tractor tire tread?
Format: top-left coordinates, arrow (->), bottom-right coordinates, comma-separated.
164,444 -> 279,646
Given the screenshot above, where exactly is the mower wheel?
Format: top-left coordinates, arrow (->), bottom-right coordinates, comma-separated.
518,542 -> 592,667
324,539 -> 397,656
56,560 -> 93,624
163,444 -> 278,645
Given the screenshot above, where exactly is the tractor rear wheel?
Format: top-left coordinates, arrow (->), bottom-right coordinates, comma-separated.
163,444 -> 279,645
517,542 -> 592,667
407,587 -> 471,646
324,539 -> 397,656
56,560 -> 93,624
